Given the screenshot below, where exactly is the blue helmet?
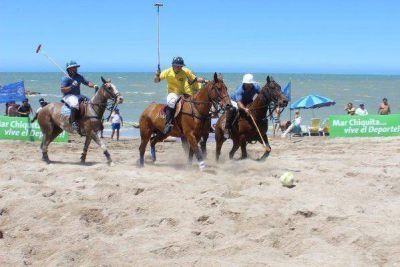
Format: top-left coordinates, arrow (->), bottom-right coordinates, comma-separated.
172,56 -> 185,67
66,60 -> 80,69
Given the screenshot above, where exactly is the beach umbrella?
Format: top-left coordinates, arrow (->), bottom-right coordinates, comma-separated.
290,94 -> 335,117
290,94 -> 335,110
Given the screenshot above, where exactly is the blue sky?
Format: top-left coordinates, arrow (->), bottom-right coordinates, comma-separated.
1,0 -> 399,74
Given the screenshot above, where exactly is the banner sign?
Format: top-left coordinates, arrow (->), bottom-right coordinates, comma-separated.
330,114 -> 400,137
0,116 -> 68,142
0,81 -> 26,103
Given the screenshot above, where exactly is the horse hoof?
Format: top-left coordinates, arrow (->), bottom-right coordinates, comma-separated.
198,161 -> 206,171
136,159 -> 144,168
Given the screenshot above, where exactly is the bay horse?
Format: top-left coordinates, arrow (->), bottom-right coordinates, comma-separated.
37,77 -> 124,165
138,72 -> 231,170
215,76 -> 288,161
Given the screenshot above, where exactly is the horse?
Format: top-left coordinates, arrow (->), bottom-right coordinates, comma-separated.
138,72 -> 231,170
37,77 -> 124,165
215,76 -> 288,161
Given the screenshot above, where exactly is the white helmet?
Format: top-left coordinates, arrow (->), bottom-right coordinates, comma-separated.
242,73 -> 256,84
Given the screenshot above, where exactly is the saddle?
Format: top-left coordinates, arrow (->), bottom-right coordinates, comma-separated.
158,97 -> 183,119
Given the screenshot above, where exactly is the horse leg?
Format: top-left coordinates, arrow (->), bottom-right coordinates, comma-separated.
229,139 -> 240,160
181,137 -> 190,155
80,135 -> 92,163
199,118 -> 211,158
41,127 -> 62,163
186,134 -> 205,170
188,148 -> 194,164
240,139 -> 248,159
215,127 -> 225,162
139,127 -> 152,167
200,134 -> 208,158
150,133 -> 167,162
90,132 -> 113,165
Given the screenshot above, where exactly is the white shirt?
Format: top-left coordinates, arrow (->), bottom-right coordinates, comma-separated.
355,108 -> 368,116
294,116 -> 302,126
110,114 -> 122,124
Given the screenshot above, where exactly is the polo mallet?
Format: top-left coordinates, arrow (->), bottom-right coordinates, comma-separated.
35,44 -> 70,78
249,113 -> 271,152
154,3 -> 163,73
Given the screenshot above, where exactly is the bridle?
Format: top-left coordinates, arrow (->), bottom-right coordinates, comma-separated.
249,81 -> 286,119
181,80 -> 230,121
88,83 -> 121,120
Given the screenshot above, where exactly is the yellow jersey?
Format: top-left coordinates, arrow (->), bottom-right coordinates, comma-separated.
159,67 -> 197,95
184,81 -> 202,96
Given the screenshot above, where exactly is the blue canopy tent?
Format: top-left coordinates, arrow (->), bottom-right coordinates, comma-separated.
290,94 -> 335,117
0,81 -> 26,103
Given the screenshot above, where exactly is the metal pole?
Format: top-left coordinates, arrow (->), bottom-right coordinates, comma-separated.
154,3 -> 163,72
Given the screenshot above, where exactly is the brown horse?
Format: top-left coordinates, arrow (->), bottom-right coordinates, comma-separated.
138,72 -> 231,170
215,76 -> 288,161
37,77 -> 123,165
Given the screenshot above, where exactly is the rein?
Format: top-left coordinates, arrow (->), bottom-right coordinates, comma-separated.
87,85 -> 120,120
180,81 -> 229,121
246,83 -> 285,121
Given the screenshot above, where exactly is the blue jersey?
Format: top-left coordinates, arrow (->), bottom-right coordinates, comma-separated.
230,84 -> 261,106
60,74 -> 89,96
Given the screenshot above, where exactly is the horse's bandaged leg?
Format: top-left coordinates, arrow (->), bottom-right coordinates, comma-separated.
198,161 -> 206,171
91,133 -> 112,163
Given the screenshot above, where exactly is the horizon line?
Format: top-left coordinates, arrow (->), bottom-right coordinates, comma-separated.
1,70 -> 400,77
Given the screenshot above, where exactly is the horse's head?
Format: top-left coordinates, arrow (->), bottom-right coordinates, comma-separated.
100,76 -> 124,104
206,72 -> 231,109
261,76 -> 288,108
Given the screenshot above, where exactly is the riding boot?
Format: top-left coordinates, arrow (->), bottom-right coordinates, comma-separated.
224,107 -> 236,138
163,106 -> 175,135
70,108 -> 79,132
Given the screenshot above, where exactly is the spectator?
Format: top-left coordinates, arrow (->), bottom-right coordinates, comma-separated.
344,102 -> 356,115
109,108 -> 123,141
17,98 -> 33,117
31,98 -> 48,123
281,110 -> 302,138
378,98 -> 391,115
272,106 -> 282,137
355,103 -> 368,116
7,101 -> 20,117
5,102 -> 12,115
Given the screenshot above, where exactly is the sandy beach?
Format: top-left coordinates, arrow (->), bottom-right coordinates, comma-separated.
0,136 -> 400,266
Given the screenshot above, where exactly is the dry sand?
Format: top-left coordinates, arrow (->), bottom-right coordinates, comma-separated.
0,135 -> 400,266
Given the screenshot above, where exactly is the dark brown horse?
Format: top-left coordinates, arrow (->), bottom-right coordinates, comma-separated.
37,77 -> 123,165
215,76 -> 288,161
138,72 -> 231,170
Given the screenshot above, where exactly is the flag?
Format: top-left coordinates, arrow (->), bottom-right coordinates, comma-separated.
282,81 -> 291,102
0,81 -> 26,103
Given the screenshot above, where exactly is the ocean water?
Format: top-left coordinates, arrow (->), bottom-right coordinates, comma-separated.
1,72 -> 399,135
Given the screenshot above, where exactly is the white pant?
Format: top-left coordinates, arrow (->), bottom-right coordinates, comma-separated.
63,94 -> 79,109
230,100 -> 238,109
166,93 -> 181,108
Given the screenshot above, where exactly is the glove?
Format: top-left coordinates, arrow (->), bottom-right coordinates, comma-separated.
94,85 -> 99,90
71,81 -> 79,87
